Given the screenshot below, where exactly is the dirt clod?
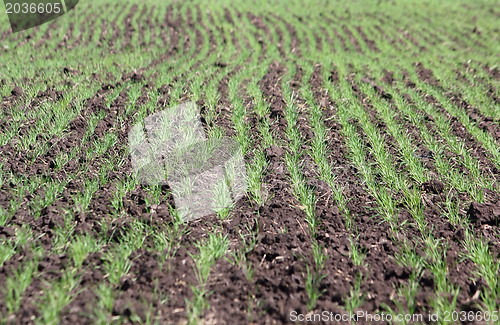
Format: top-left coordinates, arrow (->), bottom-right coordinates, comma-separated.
11,86 -> 24,97
421,180 -> 445,194
63,67 -> 80,75
467,201 -> 500,226
122,72 -> 144,83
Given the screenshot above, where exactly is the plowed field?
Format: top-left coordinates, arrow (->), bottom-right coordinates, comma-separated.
0,0 -> 499,324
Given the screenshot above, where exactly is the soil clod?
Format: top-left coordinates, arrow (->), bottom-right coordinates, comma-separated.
467,201 -> 500,226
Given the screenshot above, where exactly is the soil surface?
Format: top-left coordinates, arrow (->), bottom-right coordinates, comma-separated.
0,1 -> 499,324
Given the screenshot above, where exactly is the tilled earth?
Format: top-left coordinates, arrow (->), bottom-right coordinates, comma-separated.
0,1 -> 499,324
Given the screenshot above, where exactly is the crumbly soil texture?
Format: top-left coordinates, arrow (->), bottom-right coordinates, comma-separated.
0,0 -> 499,324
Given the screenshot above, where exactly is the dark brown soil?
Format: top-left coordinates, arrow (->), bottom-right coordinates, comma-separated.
484,65 -> 500,80
342,25 -> 363,53
0,2 -> 499,324
409,64 -> 500,175
467,201 -> 500,226
355,26 -> 379,52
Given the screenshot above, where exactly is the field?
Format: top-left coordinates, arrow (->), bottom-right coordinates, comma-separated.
0,0 -> 499,323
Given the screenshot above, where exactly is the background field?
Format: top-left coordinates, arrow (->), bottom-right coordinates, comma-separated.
0,0 -> 499,324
